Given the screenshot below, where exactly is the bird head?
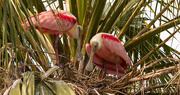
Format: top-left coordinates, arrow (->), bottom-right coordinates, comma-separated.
91,41 -> 99,52
90,33 -> 103,52
85,34 -> 103,71
85,41 -> 100,71
66,24 -> 82,60
76,25 -> 82,38
67,24 -> 81,39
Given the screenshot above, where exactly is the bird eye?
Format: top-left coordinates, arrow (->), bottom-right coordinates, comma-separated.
95,43 -> 98,47
78,25 -> 82,32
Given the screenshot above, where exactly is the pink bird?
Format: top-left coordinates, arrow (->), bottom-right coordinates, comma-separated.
24,10 -> 82,67
85,33 -> 132,79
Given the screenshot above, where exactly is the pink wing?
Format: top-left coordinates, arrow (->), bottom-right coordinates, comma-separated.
24,10 -> 77,34
86,43 -> 125,76
101,34 -> 133,68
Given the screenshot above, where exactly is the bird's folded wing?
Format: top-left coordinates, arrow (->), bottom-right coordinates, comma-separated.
86,43 -> 125,76
25,10 -> 76,32
102,35 -> 133,68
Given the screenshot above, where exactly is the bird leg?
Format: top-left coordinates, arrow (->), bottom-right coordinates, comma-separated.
53,34 -> 61,67
115,56 -> 119,79
53,34 -> 75,79
101,60 -> 106,79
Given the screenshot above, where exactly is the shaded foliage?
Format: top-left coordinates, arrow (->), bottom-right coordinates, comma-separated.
1,0 -> 180,94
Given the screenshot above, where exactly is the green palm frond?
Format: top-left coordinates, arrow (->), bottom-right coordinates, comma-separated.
4,71 -> 75,95
1,0 -> 180,94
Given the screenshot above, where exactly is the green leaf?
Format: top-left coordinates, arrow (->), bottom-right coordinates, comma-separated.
9,79 -> 21,95
22,72 -> 35,95
41,66 -> 59,80
35,82 -> 54,95
101,0 -> 129,33
125,18 -> 180,51
44,80 -> 75,95
81,0 -> 107,55
76,0 -> 86,25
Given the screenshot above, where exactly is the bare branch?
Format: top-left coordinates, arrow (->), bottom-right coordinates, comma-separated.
134,83 -> 178,94
129,65 -> 180,83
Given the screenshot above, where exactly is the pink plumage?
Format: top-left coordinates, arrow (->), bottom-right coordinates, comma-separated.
24,10 -> 77,35
24,9 -> 82,66
86,33 -> 132,77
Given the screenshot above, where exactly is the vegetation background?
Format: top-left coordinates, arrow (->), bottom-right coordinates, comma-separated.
1,0 -> 180,94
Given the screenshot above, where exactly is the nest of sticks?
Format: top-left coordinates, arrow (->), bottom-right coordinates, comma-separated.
1,56 -> 180,95
63,57 -> 180,95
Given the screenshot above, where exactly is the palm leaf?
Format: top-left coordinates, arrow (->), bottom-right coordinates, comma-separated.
1,0 -> 180,94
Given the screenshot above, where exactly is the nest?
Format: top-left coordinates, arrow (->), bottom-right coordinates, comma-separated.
59,62 -> 133,95
1,56 -> 180,95
60,58 -> 180,95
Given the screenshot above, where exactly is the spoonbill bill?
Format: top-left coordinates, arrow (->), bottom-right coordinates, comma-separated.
85,33 -> 132,79
24,10 -> 82,67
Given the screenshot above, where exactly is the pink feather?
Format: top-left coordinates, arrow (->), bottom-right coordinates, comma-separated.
86,33 -> 132,76
24,10 -> 77,35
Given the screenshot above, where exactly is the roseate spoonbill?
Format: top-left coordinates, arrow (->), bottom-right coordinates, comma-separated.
24,10 -> 82,67
85,33 -> 132,79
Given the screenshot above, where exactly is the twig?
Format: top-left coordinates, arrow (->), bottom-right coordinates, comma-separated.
129,65 -> 180,83
135,0 -> 175,37
93,88 -> 100,95
117,26 -> 180,88
135,57 -> 180,76
134,83 -> 178,94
